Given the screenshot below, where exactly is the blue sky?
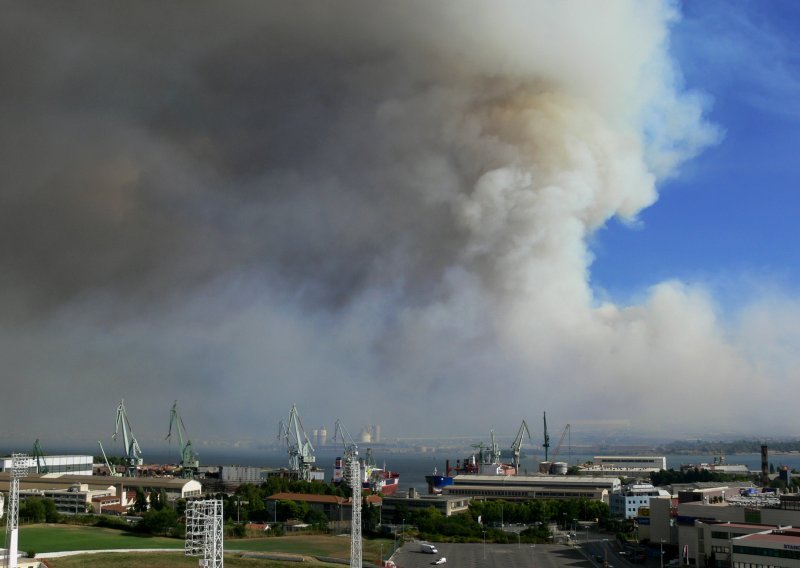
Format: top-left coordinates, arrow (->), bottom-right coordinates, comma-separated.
591,1 -> 800,308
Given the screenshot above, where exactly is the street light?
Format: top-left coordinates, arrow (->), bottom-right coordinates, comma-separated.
483,530 -> 487,560
661,539 -> 665,568
603,538 -> 609,568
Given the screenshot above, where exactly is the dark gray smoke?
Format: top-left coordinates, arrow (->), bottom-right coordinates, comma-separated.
3,2 -> 787,450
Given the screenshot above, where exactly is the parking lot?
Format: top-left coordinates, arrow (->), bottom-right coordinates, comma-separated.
391,541 -> 593,568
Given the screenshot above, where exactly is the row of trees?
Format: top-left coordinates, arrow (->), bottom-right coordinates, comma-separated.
19,496 -> 60,523
391,497 -> 610,543
650,468 -> 752,486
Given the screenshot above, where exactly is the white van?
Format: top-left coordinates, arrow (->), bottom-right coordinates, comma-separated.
420,543 -> 439,554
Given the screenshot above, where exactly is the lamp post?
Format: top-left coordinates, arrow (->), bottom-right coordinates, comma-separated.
483,530 -> 487,560
661,539 -> 665,568
603,538 -> 609,568
531,543 -> 535,567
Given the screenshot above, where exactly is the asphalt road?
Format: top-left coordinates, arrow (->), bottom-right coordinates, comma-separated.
389,522 -> 653,568
391,541 -> 592,568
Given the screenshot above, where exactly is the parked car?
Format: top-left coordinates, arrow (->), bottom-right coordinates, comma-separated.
432,558 -> 447,565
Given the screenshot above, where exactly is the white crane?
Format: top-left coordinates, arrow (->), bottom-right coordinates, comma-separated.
277,404 -> 316,481
113,399 -> 142,477
510,420 -> 532,473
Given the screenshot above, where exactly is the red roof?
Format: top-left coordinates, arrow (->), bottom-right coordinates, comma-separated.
269,492 -> 348,505
742,530 -> 800,544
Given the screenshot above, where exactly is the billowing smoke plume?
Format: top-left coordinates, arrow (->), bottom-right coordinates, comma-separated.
0,1 -> 792,446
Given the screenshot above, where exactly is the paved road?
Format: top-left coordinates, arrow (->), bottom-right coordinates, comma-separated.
392,541 -> 593,568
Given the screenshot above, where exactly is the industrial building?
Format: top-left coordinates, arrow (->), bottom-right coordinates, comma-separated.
733,527 -> 800,568
644,487 -> 800,567
264,492 -> 381,524
19,483 -> 116,515
0,455 -> 93,476
382,488 -> 471,518
441,474 -> 620,503
0,472 -> 202,511
579,456 -> 667,478
610,483 -> 670,519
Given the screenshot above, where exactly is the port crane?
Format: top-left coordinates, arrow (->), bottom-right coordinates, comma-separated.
113,399 -> 143,477
489,429 -> 501,464
333,418 -> 359,463
278,403 -> 316,481
333,418 -> 362,568
33,438 -> 49,474
98,441 -> 122,477
509,420 -> 532,473
166,400 -> 200,478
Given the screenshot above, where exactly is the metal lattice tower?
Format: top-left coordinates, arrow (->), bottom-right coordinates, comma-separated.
185,499 -> 223,568
6,453 -> 30,568
349,457 -> 362,568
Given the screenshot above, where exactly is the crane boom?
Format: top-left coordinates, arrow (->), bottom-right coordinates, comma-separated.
98,441 -> 122,477
166,400 -> 199,477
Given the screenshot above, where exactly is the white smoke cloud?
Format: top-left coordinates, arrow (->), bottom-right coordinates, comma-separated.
0,1 -> 795,449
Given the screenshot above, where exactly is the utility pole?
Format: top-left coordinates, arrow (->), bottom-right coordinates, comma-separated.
6,453 -> 30,568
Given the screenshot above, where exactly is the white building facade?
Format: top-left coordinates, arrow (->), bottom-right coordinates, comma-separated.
0,455 -> 93,476
610,483 -> 671,519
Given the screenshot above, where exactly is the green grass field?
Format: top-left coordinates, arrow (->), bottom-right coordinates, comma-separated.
44,552 -> 354,567
16,524 -> 393,566
18,524 -> 184,554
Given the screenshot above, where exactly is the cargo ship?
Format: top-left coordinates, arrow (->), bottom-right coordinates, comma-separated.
333,450 -> 400,495
425,445 -> 517,494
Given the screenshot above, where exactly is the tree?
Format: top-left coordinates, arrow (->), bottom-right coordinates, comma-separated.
21,497 -> 46,523
42,498 -> 60,523
132,488 -> 148,513
139,507 -> 179,536
150,489 -> 162,511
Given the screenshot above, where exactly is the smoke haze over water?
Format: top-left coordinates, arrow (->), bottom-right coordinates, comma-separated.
0,1 -> 796,447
